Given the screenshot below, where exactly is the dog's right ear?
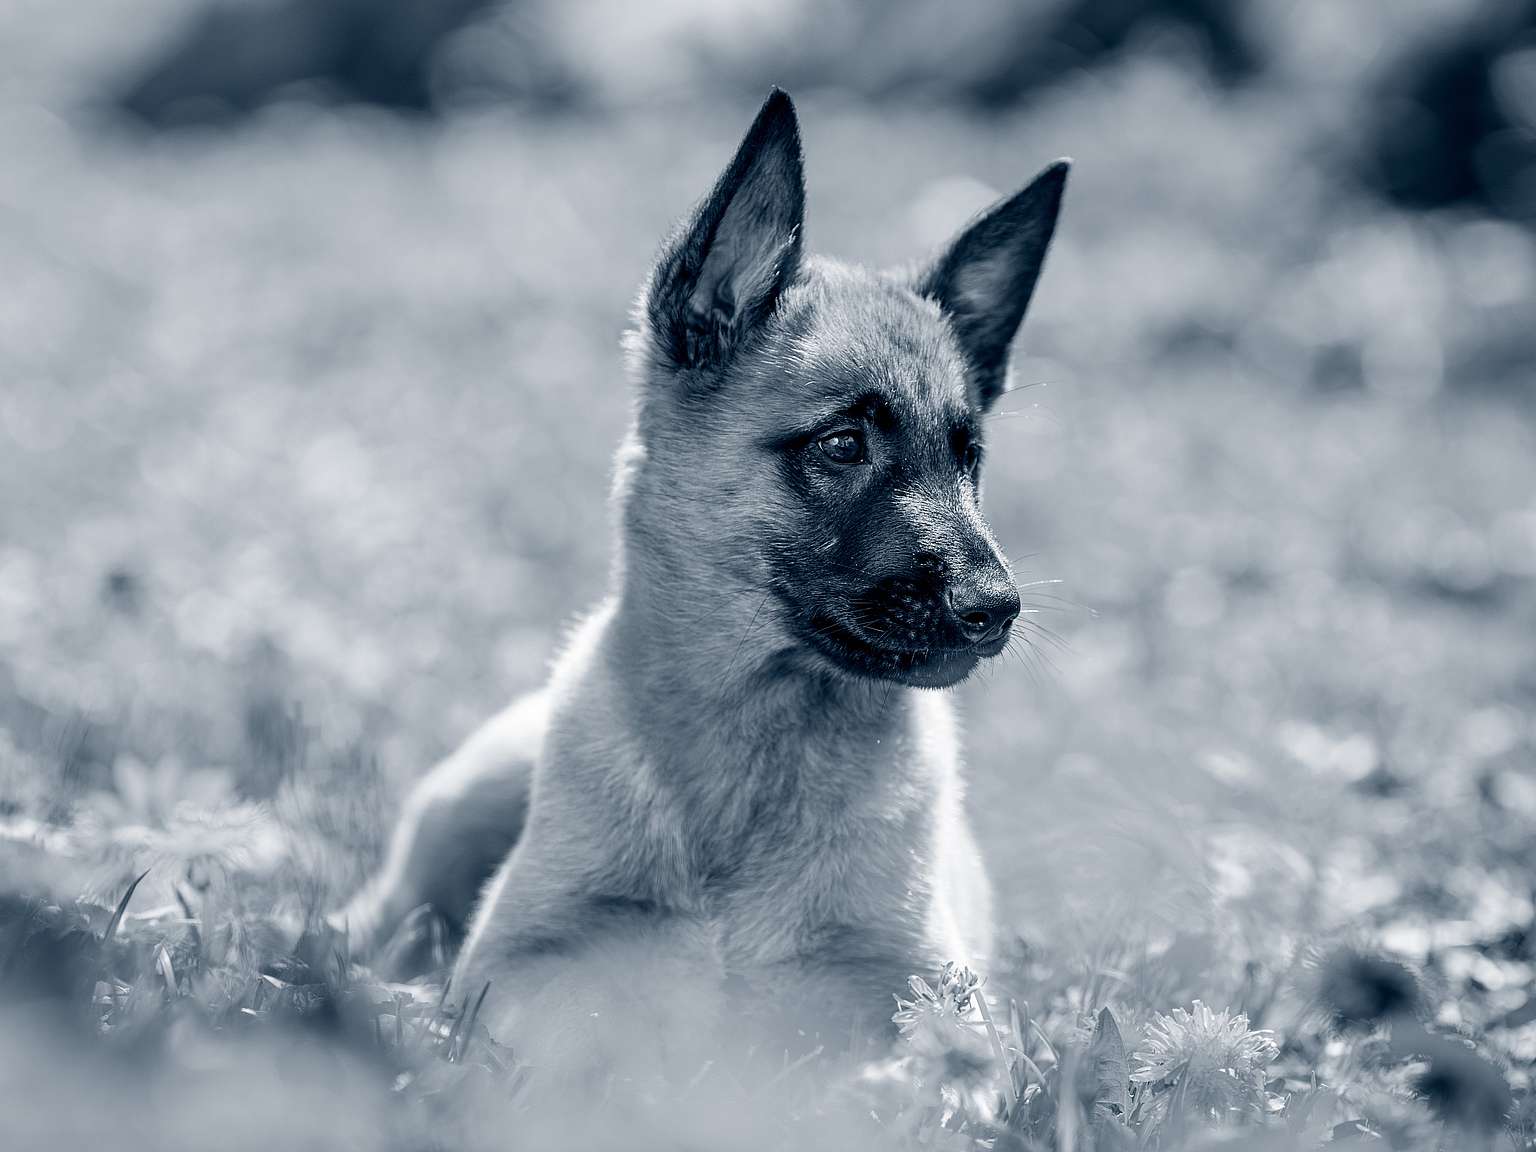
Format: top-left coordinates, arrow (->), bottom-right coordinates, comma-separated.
646,89 -> 805,374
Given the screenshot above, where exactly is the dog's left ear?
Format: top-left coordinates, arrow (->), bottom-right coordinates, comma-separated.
918,160 -> 1069,409
647,89 -> 805,373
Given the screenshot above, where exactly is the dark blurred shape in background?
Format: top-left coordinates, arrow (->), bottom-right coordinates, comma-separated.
1364,0 -> 1536,222
109,0 -> 1536,231
716,0 -> 1265,108
114,0 -> 572,125
914,0 -> 1262,106
113,0 -> 1265,125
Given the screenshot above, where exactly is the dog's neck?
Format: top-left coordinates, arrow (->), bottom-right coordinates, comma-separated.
609,558 -> 904,733
604,540 -> 920,836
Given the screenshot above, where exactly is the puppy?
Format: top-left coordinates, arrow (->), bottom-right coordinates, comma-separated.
339,88 -> 1067,1070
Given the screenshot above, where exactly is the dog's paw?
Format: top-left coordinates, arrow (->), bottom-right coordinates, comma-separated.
351,903 -> 451,983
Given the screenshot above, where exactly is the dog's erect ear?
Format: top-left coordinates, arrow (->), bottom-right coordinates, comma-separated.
918,160 -> 1069,409
647,89 -> 805,372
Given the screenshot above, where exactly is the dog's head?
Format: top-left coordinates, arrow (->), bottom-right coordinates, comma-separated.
623,90 -> 1066,690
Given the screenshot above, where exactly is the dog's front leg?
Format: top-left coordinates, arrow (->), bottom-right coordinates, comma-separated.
452,853 -> 727,1080
333,690 -> 548,966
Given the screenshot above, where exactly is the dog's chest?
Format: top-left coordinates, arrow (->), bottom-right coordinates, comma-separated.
684,755 -> 939,968
574,646 -> 968,973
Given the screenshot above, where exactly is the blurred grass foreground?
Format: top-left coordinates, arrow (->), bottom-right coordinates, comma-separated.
3,1 -> 1536,1149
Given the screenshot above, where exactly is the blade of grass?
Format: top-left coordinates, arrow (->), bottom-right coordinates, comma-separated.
1017,1054 -> 1051,1101
455,981 -> 491,1063
445,984 -> 478,1060
155,943 -> 177,996
173,883 -> 202,958
103,868 -> 150,944
1058,1046 -> 1082,1152
1010,999 -> 1030,1098
766,1045 -> 825,1087
975,987 -> 1017,1111
419,975 -> 452,1051
1030,1017 -> 1060,1066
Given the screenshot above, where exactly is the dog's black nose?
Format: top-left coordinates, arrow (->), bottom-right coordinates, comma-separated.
945,576 -> 1021,645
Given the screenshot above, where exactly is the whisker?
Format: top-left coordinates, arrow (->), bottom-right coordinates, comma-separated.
993,379 -> 1053,399
720,591 -> 774,681
1013,619 -> 1072,655
1006,634 -> 1059,685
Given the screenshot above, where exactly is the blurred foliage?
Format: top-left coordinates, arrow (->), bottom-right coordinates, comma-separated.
92,0 -> 1536,232
108,0 -> 1266,122
1,0 -> 1535,1148
1363,0 -> 1536,222
113,0 -> 556,126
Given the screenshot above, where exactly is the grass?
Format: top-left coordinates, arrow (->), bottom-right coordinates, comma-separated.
3,5 -> 1536,1148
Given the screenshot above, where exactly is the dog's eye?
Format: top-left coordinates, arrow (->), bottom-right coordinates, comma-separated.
818,430 -> 866,465
962,441 -> 982,474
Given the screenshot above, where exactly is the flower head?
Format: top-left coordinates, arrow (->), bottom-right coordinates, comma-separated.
1313,946 -> 1421,1030
892,963 -> 992,1076
1412,1033 -> 1512,1132
1131,1000 -> 1278,1122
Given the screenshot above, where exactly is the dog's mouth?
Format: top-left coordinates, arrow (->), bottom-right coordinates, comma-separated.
800,611 -> 1007,689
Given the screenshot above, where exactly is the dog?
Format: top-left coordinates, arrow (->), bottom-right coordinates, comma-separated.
337,89 -> 1067,1071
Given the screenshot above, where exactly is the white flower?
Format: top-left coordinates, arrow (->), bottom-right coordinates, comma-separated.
893,964 -> 994,1082
1131,1000 -> 1279,1122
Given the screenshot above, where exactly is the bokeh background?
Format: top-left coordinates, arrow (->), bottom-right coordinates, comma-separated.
2,0 -> 1536,1145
